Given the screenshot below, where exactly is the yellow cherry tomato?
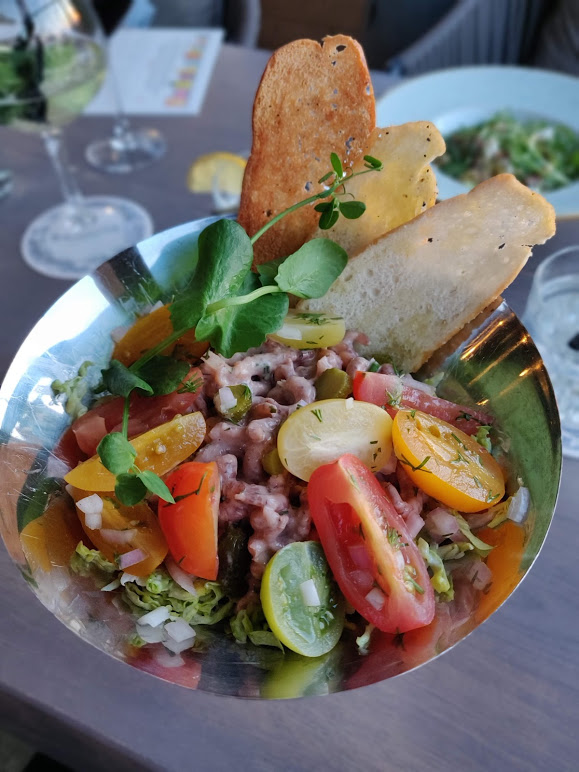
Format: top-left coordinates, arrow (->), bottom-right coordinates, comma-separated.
392,410 -> 504,513
65,412 -> 206,492
21,495 -> 85,573
112,304 -> 208,366
69,487 -> 167,576
269,311 -> 346,350
277,398 -> 393,482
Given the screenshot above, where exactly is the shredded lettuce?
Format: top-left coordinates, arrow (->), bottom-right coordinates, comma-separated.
437,542 -> 474,561
70,542 -> 117,577
474,425 -> 492,452
51,360 -> 94,420
486,497 -> 512,528
417,538 -> 451,594
355,622 -> 375,654
454,513 -> 494,557
230,603 -> 283,650
122,571 -> 234,626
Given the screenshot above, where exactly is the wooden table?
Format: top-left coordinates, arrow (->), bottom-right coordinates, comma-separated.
1,44 -> 578,772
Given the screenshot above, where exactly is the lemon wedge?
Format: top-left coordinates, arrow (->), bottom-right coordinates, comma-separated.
186,152 -> 246,194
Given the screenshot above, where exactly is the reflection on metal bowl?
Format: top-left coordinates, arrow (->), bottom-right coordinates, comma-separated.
0,218 -> 562,698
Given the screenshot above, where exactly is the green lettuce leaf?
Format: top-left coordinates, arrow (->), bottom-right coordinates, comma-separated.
122,570 -> 234,626
70,542 -> 117,577
474,425 -> 492,452
229,603 -> 283,650
417,537 -> 452,595
454,513 -> 494,557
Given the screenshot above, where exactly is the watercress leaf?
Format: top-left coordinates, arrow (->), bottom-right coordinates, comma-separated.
135,355 -> 190,396
137,470 -> 175,504
318,170 -> 334,184
364,154 -> 383,170
257,257 -> 288,287
330,152 -> 343,178
196,292 -> 289,358
274,238 -> 348,298
97,432 -> 137,475
115,473 -> 147,506
339,200 -> 366,219
239,269 -> 261,293
318,208 -> 340,230
102,359 -> 153,398
169,219 -> 253,332
314,201 -> 333,213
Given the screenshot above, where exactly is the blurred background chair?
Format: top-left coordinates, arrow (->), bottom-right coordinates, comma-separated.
377,0 -> 549,75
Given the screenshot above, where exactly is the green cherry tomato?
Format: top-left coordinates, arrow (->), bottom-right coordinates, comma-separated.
260,541 -> 344,657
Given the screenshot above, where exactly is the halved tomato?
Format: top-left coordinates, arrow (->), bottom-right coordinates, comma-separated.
391,410 -> 505,512
72,367 -> 203,457
353,371 -> 492,435
308,454 -> 434,633
158,462 -> 220,580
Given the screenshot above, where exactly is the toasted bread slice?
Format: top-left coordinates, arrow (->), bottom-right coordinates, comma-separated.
238,35 -> 375,265
298,174 -> 556,373
310,122 -> 446,254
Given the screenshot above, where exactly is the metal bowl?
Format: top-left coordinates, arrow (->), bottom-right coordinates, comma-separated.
0,218 -> 562,698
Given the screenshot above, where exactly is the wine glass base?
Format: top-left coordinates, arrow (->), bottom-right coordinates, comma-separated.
21,195 -> 153,280
85,128 -> 167,174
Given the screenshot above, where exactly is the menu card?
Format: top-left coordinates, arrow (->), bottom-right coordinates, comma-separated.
85,28 -> 224,116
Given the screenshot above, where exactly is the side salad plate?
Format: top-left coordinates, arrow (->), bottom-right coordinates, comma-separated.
376,66 -> 579,218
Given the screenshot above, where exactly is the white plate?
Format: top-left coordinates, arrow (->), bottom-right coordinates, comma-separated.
375,66 -> 579,218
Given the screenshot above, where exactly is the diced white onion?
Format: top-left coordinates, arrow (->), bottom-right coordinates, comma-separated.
84,510 -> 102,530
65,484 -> 74,497
76,494 -> 103,516
275,323 -> 302,340
296,400 -> 308,408
138,606 -> 172,628
464,558 -> 493,590
345,397 -> 354,410
153,647 -> 184,668
120,572 -> 146,586
163,637 -> 196,654
119,548 -> 147,569
165,618 -> 196,642
110,325 -> 129,343
300,579 -> 320,607
351,570 -> 374,592
136,624 -> 166,644
100,579 -> 121,592
507,486 -> 530,523
99,528 -> 136,546
365,587 -> 386,610
217,386 -> 237,411
165,557 -> 198,595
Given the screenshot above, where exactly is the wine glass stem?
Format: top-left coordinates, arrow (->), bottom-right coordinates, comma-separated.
109,63 -> 133,148
42,128 -> 83,207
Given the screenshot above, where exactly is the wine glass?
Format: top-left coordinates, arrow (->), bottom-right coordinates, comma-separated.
0,0 -> 153,279
84,62 -> 167,174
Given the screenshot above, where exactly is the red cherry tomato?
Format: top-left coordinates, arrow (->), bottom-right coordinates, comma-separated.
353,370 -> 491,435
158,461 -> 220,580
308,454 -> 434,633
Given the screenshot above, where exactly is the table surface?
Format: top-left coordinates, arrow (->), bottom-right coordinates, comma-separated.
1,44 -> 578,772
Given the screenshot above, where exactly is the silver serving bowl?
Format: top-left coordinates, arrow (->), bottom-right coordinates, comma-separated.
0,218 -> 562,698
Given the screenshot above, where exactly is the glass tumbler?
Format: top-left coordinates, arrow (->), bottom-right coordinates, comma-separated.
522,246 -> 579,458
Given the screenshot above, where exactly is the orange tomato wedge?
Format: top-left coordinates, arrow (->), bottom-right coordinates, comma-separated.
158,462 -> 220,580
65,412 -> 206,492
392,410 -> 505,512
113,304 -> 208,366
69,487 -> 168,576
